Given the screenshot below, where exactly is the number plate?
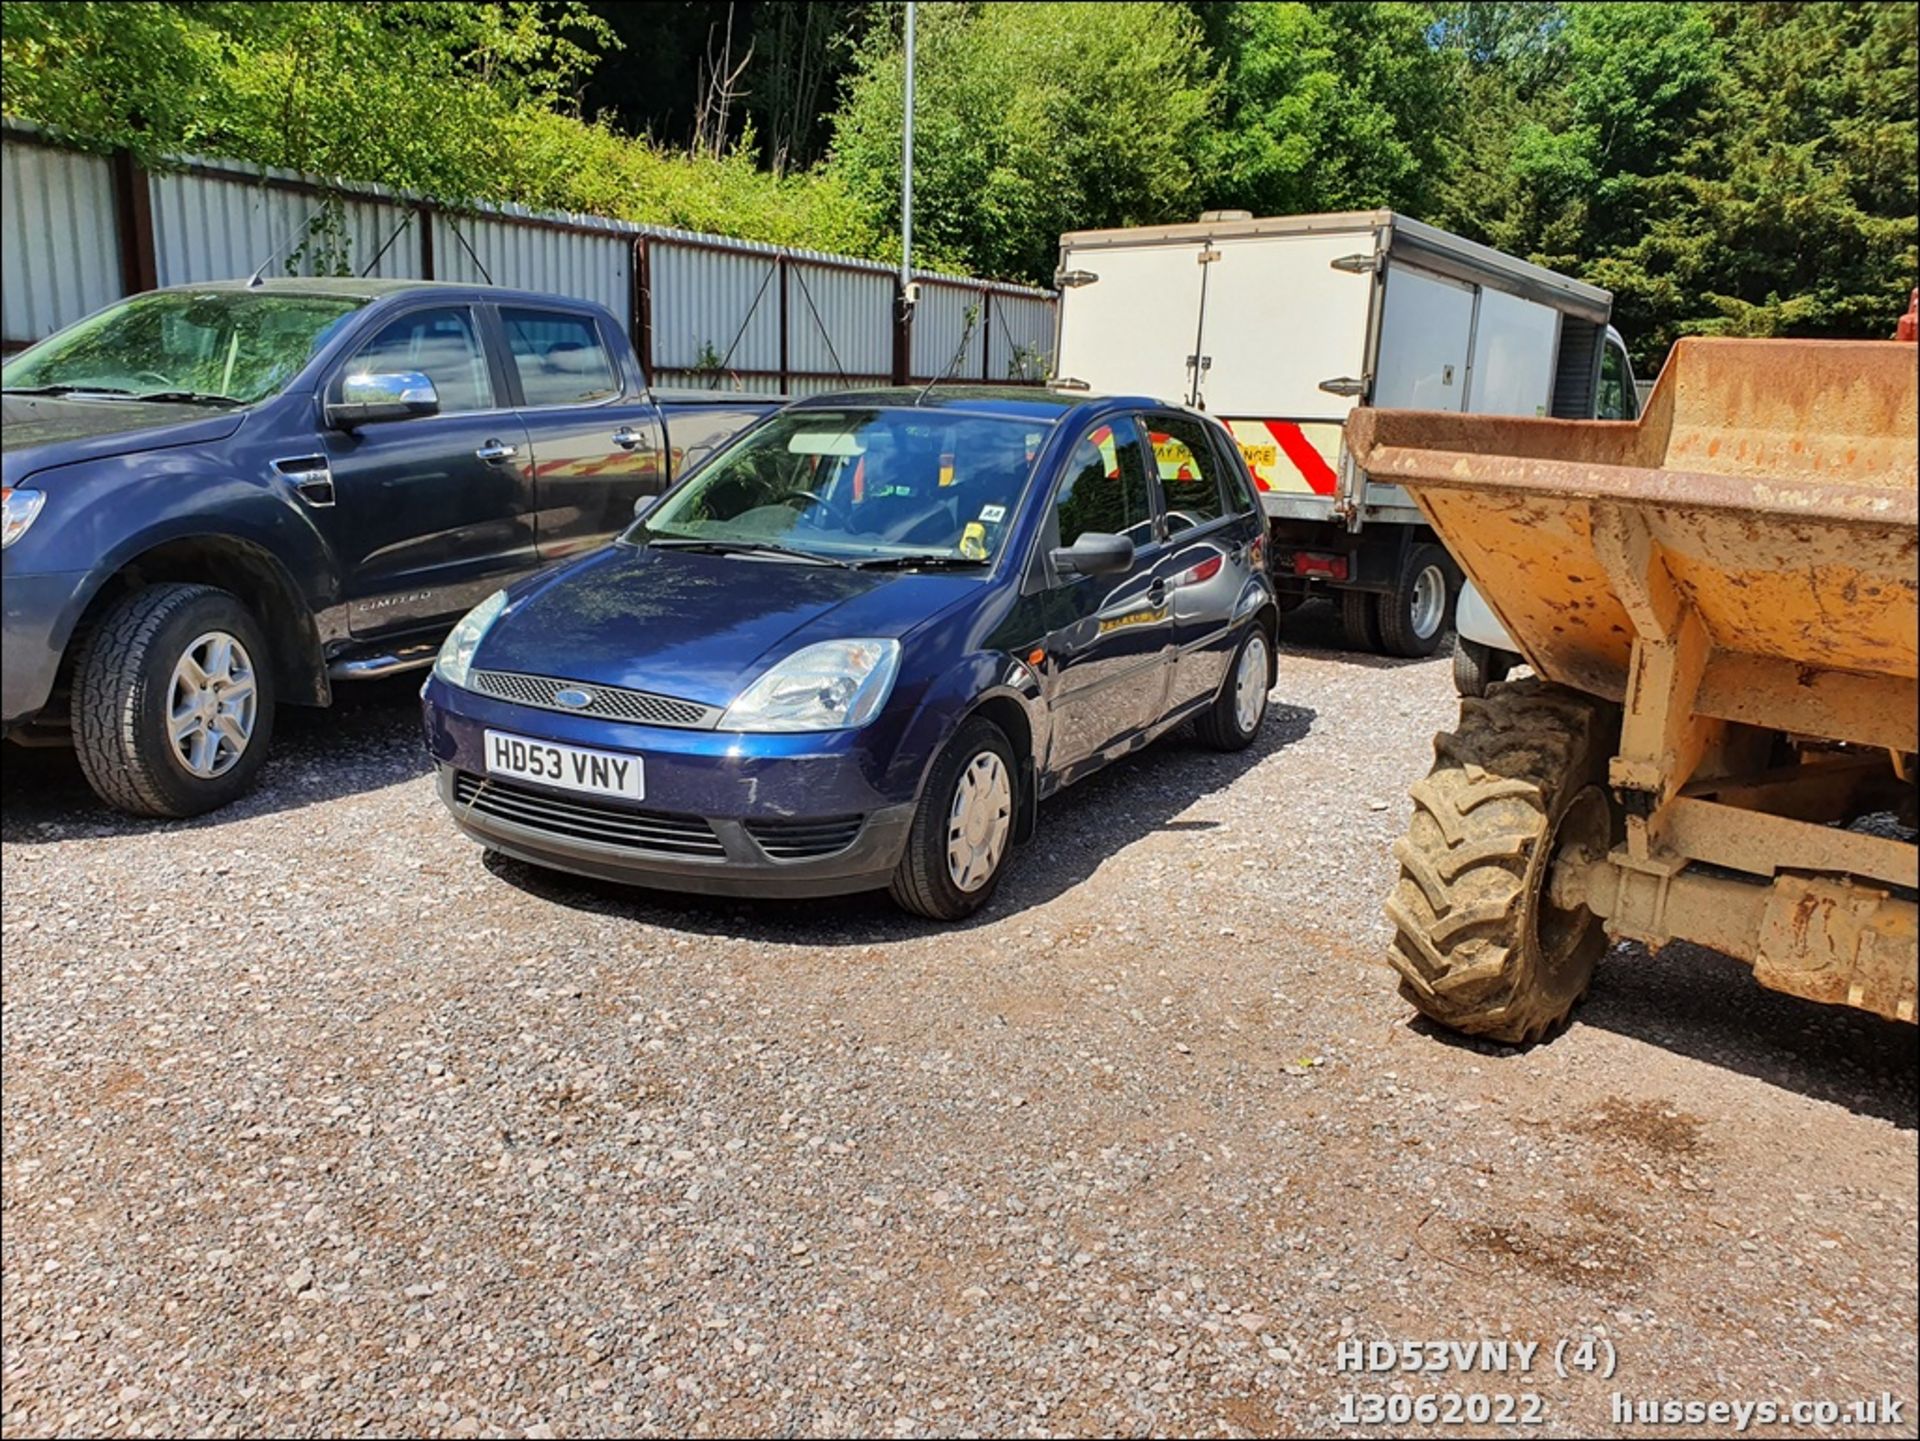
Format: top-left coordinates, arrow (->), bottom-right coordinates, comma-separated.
485,729 -> 644,800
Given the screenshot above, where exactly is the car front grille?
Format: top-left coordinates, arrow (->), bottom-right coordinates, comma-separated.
743,815 -> 866,860
451,772 -> 724,858
470,670 -> 720,729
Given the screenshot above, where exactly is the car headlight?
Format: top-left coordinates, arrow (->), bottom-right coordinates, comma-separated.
2,488 -> 46,548
433,590 -> 508,689
721,638 -> 901,732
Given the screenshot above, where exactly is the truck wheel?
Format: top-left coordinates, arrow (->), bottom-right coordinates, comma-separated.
1452,637 -> 1514,698
890,716 -> 1016,922
1384,679 -> 1620,1044
72,584 -> 276,818
1379,544 -> 1455,658
1194,627 -> 1271,752
1339,589 -> 1382,652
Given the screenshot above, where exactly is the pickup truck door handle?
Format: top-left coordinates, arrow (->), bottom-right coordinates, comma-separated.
1147,578 -> 1169,604
475,440 -> 519,465
611,426 -> 647,450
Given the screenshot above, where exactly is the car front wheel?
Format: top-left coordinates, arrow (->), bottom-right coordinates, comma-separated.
71,583 -> 276,818
889,715 -> 1017,922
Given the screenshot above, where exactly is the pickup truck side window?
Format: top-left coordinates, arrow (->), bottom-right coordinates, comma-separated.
1141,413 -> 1229,534
1051,416 -> 1154,552
349,306 -> 494,414
501,308 -> 620,407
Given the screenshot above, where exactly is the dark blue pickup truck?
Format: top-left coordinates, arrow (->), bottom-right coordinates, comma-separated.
1,279 -> 775,816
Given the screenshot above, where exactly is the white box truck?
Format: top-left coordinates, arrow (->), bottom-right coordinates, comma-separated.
1052,210 -> 1639,656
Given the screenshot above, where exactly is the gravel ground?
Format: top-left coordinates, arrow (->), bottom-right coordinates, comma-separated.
3,603 -> 1915,1439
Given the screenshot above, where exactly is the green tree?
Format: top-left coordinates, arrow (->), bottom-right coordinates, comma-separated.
826,1 -> 1218,282
1203,3 -> 1462,219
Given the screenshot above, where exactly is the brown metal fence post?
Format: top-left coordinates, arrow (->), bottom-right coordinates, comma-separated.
778,255 -> 790,394
979,285 -> 991,381
420,206 -> 436,280
109,148 -> 158,294
633,236 -> 654,376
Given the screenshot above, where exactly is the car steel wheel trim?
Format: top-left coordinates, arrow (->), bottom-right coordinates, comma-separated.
168,630 -> 257,779
1411,563 -> 1447,640
947,751 -> 1012,893
1235,634 -> 1270,734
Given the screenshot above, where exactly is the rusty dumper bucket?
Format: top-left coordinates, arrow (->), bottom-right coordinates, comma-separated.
1346,338 -> 1918,1041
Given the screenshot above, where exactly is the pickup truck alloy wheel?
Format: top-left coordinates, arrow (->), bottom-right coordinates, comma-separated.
889,716 -> 1018,921
71,583 -> 277,818
168,631 -> 258,777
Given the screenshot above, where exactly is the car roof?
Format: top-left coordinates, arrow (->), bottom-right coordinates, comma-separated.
786,386 -> 1182,422
148,277 -> 604,307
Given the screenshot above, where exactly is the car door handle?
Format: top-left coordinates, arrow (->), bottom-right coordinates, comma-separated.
1147,579 -> 1169,603
475,440 -> 519,464
611,426 -> 647,450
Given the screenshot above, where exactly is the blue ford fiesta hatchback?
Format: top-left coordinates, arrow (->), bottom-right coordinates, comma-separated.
421,388 -> 1278,919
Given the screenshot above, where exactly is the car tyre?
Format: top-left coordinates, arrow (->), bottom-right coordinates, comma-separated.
1379,543 -> 1456,658
889,715 -> 1017,922
72,583 -> 276,818
1194,626 -> 1271,752
1452,636 -> 1514,698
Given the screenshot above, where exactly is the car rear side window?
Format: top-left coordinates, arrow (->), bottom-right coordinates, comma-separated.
1143,413 -> 1229,534
502,308 -> 620,407
1052,416 -> 1155,551
350,306 -> 494,413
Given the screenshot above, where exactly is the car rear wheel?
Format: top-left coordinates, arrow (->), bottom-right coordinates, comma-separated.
71,583 -> 276,818
889,716 -> 1016,922
1194,627 -> 1271,751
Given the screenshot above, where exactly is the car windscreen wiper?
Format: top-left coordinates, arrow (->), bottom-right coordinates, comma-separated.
851,553 -> 991,571
645,536 -> 855,568
2,383 -> 136,397
128,389 -> 245,408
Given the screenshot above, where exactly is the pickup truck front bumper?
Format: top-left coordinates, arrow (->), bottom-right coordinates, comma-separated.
2,569 -> 93,728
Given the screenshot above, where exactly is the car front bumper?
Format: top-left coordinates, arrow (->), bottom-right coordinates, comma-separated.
422,674 -> 924,899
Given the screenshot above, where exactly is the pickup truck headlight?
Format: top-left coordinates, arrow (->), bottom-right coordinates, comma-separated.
2,488 -> 46,549
433,590 -> 508,689
721,638 -> 901,732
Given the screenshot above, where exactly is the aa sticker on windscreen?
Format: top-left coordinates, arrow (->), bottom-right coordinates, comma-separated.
978,505 -> 1007,523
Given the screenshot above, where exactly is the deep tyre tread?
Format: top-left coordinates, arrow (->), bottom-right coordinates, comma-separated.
1379,543 -> 1456,658
1384,678 -> 1619,1044
71,583 -> 276,818
1339,589 -> 1382,652
889,716 -> 1016,922
1193,627 -> 1271,752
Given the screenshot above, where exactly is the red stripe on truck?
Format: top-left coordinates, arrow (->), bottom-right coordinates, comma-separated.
1268,420 -> 1338,495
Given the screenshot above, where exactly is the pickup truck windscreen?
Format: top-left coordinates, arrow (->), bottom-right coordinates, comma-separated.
2,290 -> 367,406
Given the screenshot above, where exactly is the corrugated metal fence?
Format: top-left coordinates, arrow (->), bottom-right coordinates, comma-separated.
0,122 -> 1057,392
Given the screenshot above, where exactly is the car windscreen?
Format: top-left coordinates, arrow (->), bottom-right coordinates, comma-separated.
1,290 -> 368,406
629,408 -> 1052,563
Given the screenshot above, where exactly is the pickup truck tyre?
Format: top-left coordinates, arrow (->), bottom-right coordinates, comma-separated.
1194,628 -> 1271,752
1452,637 -> 1515,698
72,584 -> 276,818
889,716 -> 1016,922
1383,680 -> 1619,1044
1339,589 -> 1383,652
1379,544 -> 1455,658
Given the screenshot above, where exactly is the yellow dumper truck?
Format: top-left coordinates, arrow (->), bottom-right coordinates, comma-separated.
1346,336 -> 1917,1042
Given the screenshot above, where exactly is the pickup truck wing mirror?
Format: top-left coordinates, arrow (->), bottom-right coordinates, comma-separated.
327,371 -> 440,429
1050,531 -> 1135,578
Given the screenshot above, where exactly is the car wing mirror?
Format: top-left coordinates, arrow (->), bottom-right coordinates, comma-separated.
1051,531 -> 1135,578
327,371 -> 439,429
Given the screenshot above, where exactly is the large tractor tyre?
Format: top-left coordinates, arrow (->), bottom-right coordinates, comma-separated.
71,583 -> 277,818
1451,637 -> 1514,699
1339,589 -> 1383,652
1379,544 -> 1456,658
1384,678 -> 1621,1044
